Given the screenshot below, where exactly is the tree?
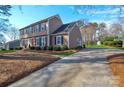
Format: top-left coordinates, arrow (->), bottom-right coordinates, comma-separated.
0,5 -> 11,43
97,23 -> 108,41
7,26 -> 19,40
109,23 -> 123,37
0,5 -> 11,31
0,34 -> 6,44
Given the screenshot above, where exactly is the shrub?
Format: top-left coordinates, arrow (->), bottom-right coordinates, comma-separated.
41,46 -> 48,50
53,46 -> 61,51
1,49 -> 6,51
19,47 -> 23,50
61,45 -> 68,50
15,47 -> 23,50
101,36 -> 118,44
30,47 -> 35,50
35,47 -> 41,50
82,44 -> 86,48
9,48 -> 13,50
103,40 -> 122,47
75,46 -> 82,50
47,46 -> 53,50
113,40 -> 122,47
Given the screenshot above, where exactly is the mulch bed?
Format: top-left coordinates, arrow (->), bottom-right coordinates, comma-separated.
107,54 -> 124,86
0,51 -> 60,87
27,49 -> 79,55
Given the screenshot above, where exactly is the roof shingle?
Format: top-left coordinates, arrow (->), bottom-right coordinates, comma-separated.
52,22 -> 77,34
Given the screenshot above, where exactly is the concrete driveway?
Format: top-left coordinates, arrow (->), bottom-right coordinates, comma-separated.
9,49 -> 124,87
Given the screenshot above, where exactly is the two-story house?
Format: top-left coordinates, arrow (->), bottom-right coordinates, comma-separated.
20,15 -> 82,48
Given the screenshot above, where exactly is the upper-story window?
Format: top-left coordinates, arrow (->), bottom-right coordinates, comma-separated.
29,27 -> 32,34
20,30 -> 23,35
26,28 -> 29,34
40,24 -> 46,32
36,24 -> 39,32
24,29 -> 26,34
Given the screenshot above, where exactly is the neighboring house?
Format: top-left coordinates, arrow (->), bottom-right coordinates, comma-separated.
4,40 -> 20,50
80,23 -> 97,45
0,43 -> 4,50
20,15 -> 82,48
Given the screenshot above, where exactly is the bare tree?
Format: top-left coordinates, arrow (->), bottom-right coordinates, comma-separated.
0,34 -> 6,44
97,23 -> 108,41
7,26 -> 19,40
109,23 -> 123,37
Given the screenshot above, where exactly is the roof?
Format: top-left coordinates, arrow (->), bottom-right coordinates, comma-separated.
6,39 -> 20,44
52,21 -> 77,34
20,14 -> 60,30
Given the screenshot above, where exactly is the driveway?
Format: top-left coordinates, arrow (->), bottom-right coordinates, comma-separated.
9,49 -> 124,87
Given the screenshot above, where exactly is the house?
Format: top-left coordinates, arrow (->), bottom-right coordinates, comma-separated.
20,15 -> 82,48
4,39 -> 20,50
0,42 -> 4,50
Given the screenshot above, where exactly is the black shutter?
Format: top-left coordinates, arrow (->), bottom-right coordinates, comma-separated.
55,36 -> 56,45
61,36 -> 63,45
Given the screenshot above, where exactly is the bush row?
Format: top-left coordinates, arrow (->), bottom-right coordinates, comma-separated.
103,40 -> 122,47
30,45 -> 83,51
30,45 -> 68,51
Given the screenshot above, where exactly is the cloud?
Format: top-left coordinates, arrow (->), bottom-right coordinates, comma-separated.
72,6 -> 120,15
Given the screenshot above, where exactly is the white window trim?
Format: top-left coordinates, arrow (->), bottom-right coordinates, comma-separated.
56,35 -> 62,45
36,37 -> 40,47
36,24 -> 39,32
41,36 -> 46,47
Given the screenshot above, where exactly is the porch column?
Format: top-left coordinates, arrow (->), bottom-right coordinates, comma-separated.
47,35 -> 50,46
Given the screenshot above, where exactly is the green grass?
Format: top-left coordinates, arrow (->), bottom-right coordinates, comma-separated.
0,50 -> 16,53
87,44 -> 116,49
87,44 -> 124,50
51,51 -> 76,57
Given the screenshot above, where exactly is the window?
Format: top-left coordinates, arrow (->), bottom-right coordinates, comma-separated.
40,24 -> 46,32
24,29 -> 26,34
36,37 -> 40,47
29,27 -> 32,34
56,36 -> 62,45
41,36 -> 46,47
20,30 -> 24,35
36,24 -> 39,32
77,38 -> 82,46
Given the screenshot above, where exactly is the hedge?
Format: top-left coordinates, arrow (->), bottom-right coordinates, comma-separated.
103,40 -> 122,47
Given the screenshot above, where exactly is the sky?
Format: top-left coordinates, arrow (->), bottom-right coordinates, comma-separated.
9,5 -> 124,29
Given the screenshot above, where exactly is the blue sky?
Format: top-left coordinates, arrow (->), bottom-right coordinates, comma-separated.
9,5 -> 123,29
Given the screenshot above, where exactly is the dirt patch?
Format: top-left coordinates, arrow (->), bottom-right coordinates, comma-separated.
0,51 -> 60,87
107,54 -> 124,86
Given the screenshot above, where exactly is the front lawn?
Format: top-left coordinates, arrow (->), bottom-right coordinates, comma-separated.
87,44 -> 110,48
0,51 -> 60,86
108,54 -> 124,86
87,44 -> 121,49
0,50 -> 16,53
